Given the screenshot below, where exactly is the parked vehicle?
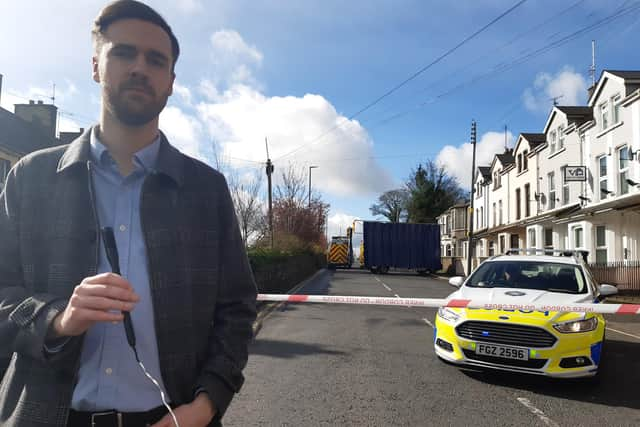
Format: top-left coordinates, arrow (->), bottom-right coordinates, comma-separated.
434,249 -> 618,378
361,221 -> 441,275
327,229 -> 353,269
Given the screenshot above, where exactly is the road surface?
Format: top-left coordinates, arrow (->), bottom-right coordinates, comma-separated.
225,268 -> 640,426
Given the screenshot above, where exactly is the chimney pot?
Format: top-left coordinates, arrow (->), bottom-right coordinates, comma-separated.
29,100 -> 35,104
37,100 -> 43,105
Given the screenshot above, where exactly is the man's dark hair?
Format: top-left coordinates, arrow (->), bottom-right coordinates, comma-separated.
92,0 -> 180,70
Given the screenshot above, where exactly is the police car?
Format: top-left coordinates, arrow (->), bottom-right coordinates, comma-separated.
434,250 -> 618,378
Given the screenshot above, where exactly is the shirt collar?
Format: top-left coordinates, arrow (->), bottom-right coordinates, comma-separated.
90,126 -> 161,172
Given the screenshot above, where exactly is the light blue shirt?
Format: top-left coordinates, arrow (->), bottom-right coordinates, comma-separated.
71,128 -> 168,411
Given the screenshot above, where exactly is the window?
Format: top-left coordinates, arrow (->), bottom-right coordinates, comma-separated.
562,166 -> 570,205
595,226 -> 607,264
493,170 -> 501,189
598,155 -> 608,200
600,101 -> 609,130
510,234 -> 519,249
492,202 -> 496,227
619,146 -> 630,195
489,241 -> 495,257
523,150 -> 528,171
548,172 -> 556,210
515,188 -> 521,220
528,228 -> 536,247
454,208 -> 466,230
558,124 -> 565,150
446,244 -> 452,257
549,130 -> 557,154
544,228 -> 553,250
524,184 -> 531,217
0,158 -> 11,187
612,95 -> 621,124
517,153 -> 523,173
574,227 -> 583,248
498,200 -> 503,225
499,235 -> 505,253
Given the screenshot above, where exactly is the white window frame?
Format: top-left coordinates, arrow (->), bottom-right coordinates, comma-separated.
528,228 -> 536,248
600,101 -> 609,130
558,124 -> 565,150
549,130 -> 557,154
618,145 -> 630,195
492,202 -> 496,227
598,155 -> 608,200
562,166 -> 570,205
548,172 -> 556,210
499,200 -> 503,225
573,226 -> 584,249
595,225 -> 607,264
612,94 -> 622,124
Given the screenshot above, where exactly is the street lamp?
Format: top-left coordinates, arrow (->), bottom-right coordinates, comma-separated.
308,165 -> 318,208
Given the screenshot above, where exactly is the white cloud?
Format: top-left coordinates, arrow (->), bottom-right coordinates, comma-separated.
523,67 -> 588,113
159,106 -> 209,162
195,84 -> 394,197
173,0 -> 203,14
436,131 -> 515,189
209,30 -> 263,88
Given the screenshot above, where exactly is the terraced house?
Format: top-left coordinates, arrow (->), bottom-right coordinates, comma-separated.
439,70 -> 640,292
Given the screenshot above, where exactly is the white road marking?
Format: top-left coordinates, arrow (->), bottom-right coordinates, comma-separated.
517,397 -> 559,427
373,275 -> 393,292
607,327 -> 640,341
422,318 -> 435,329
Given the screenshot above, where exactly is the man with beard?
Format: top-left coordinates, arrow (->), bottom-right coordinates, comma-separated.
0,1 -> 257,426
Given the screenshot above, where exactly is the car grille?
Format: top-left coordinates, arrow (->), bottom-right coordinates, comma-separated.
455,321 -> 557,348
462,349 -> 548,369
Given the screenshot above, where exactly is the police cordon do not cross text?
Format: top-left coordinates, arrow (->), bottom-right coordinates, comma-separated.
257,294 -> 640,315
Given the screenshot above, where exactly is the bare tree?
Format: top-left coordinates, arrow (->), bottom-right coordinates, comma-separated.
370,189 -> 409,222
229,169 -> 266,246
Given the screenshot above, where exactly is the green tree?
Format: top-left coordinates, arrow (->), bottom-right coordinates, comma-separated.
406,160 -> 466,223
369,189 -> 409,223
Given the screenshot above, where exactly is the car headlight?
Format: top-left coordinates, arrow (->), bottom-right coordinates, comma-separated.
437,307 -> 460,323
553,317 -> 598,333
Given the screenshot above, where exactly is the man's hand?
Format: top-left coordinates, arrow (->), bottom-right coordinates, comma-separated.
150,394 -> 216,427
50,272 -> 139,337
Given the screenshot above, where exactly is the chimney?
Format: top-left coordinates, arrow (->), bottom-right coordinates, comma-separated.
14,100 -> 58,140
587,84 -> 596,100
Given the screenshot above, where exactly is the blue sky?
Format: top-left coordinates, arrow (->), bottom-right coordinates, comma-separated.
1,0 -> 639,237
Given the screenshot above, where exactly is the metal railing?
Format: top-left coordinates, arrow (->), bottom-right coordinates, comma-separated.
589,261 -> 640,294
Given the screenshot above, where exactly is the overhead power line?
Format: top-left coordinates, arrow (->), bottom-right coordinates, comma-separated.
350,1 -> 640,135
274,0 -> 529,161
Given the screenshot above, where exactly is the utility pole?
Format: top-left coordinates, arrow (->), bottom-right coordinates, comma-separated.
466,120 -> 477,277
265,138 -> 274,248
308,165 -> 318,208
589,40 -> 596,87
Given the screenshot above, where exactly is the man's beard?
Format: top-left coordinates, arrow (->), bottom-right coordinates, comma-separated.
104,80 -> 169,127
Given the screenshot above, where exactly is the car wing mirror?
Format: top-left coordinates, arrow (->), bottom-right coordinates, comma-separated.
449,276 -> 464,288
598,284 -> 618,297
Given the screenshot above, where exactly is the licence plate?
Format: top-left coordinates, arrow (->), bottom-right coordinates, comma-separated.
475,343 -> 529,360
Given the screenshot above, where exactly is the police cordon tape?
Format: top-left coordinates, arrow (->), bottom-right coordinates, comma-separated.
256,294 -> 640,315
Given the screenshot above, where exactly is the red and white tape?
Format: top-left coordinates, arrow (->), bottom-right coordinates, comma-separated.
257,294 -> 640,315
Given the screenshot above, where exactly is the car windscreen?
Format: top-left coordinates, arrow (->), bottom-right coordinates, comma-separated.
466,261 -> 588,294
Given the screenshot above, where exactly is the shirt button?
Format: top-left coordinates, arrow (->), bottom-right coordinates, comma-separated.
119,225 -> 127,232
105,368 -> 113,375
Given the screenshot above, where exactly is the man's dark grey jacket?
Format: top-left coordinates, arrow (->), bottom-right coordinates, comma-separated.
0,129 -> 257,426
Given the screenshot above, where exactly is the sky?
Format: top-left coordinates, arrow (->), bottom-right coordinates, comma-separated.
1,0 -> 639,241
